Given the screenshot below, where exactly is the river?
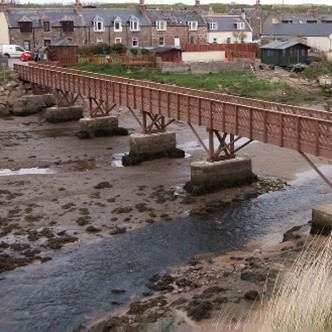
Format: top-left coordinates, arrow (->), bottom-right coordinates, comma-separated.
0,168 -> 331,331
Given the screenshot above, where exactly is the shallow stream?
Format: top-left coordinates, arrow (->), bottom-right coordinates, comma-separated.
0,169 -> 331,331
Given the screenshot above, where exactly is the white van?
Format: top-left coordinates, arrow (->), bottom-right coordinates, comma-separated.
0,44 -> 25,58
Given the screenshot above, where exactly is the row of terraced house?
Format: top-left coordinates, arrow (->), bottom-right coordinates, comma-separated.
1,0 -> 332,55
0,0 -> 260,52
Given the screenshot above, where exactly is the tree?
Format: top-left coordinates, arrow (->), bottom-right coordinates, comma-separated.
232,31 -> 248,43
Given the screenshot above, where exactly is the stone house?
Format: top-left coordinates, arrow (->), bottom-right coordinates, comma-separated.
80,7 -> 151,48
228,0 -> 264,41
145,1 -> 207,48
1,7 -> 84,50
0,0 -> 207,51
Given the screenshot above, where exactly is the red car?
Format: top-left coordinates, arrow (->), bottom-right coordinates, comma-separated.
19,51 -> 32,62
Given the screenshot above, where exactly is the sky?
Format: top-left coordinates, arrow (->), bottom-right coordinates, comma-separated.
19,0 -> 332,5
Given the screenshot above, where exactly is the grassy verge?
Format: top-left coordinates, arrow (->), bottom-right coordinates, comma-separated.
73,63 -> 326,105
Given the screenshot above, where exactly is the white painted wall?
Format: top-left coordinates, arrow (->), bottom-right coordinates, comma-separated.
306,36 -> 332,52
207,31 -> 253,44
0,13 -> 9,45
182,51 -> 225,62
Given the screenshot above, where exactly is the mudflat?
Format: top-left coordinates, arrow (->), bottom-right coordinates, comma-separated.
0,107 -> 330,330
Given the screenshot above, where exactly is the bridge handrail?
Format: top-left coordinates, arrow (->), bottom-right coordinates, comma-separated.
21,62 -> 332,122
14,63 -> 332,159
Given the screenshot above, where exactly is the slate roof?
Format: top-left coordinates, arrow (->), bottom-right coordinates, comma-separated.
320,15 -> 332,22
229,8 -> 256,18
277,14 -> 332,23
81,8 -> 150,27
279,14 -> 316,23
204,15 -> 251,32
146,9 -> 205,27
260,40 -> 311,50
263,23 -> 332,37
6,8 -> 83,28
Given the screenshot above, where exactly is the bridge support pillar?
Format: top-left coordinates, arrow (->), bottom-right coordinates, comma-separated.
44,105 -> 84,123
122,132 -> 184,166
77,116 -> 128,138
311,204 -> 332,235
184,157 -> 257,195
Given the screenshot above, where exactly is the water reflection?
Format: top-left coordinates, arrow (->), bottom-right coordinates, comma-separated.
0,167 -> 57,176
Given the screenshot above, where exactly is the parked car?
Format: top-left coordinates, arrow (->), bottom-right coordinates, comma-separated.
0,44 -> 25,58
19,51 -> 33,62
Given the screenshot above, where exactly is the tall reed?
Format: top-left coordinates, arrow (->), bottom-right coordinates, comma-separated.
215,235 -> 332,330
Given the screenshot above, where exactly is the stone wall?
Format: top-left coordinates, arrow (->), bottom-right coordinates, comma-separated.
158,60 -> 250,74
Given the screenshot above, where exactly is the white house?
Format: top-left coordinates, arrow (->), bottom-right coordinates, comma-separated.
262,24 -> 332,52
204,15 -> 253,44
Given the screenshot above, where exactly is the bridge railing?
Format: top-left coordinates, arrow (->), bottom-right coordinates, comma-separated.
14,63 -> 332,160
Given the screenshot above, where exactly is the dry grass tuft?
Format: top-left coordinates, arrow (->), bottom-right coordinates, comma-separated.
214,235 -> 332,331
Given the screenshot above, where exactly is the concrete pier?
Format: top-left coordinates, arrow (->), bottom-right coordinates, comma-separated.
44,105 -> 84,123
78,116 -> 124,138
184,157 -> 256,195
311,203 -> 332,235
122,132 -> 184,166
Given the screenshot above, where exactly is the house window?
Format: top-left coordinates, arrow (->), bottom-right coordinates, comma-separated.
156,20 -> 167,31
23,40 -> 30,50
93,16 -> 104,32
209,22 -> 217,30
114,19 -> 122,32
226,37 -> 231,44
115,37 -> 121,44
20,22 -> 32,33
159,37 -> 165,46
236,22 -> 245,30
188,21 -> 198,31
129,17 -> 140,31
267,50 -> 274,57
132,37 -> 139,47
213,38 -> 217,44
96,38 -> 104,43
43,21 -> 50,32
190,36 -> 196,44
62,21 -> 74,32
44,39 -> 51,47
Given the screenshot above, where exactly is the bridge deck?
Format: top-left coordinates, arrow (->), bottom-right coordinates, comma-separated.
14,63 -> 332,160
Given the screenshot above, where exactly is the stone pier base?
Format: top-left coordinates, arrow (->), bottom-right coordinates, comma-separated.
44,105 -> 84,123
184,157 -> 257,195
122,132 -> 184,166
77,116 -> 128,138
311,203 -> 332,235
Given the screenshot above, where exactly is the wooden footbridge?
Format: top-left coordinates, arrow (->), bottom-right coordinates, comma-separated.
14,63 -> 332,187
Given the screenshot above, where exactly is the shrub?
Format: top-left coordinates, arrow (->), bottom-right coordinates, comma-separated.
303,60 -> 332,80
141,48 -> 151,56
79,43 -> 111,55
130,48 -> 139,56
110,43 -> 127,54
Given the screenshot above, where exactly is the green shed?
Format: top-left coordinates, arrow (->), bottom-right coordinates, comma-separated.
260,40 -> 311,67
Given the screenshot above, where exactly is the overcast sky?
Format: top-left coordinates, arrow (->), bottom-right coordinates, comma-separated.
19,0 -> 332,5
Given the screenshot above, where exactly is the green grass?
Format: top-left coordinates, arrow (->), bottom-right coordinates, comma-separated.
74,63 -> 301,103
